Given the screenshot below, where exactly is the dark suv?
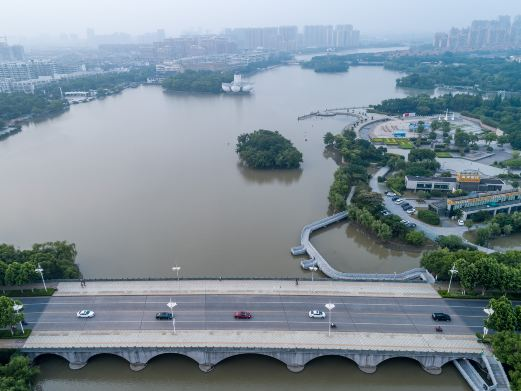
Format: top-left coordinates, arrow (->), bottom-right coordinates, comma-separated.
156,312 -> 174,320
432,312 -> 451,321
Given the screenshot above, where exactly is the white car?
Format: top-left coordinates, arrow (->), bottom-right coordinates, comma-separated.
406,208 -> 416,214
308,310 -> 326,319
394,198 -> 403,204
77,310 -> 95,318
458,219 -> 465,226
385,192 -> 396,197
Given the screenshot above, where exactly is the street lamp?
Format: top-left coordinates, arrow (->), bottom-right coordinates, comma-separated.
172,266 -> 181,291
325,303 -> 335,337
483,307 -> 494,336
447,263 -> 458,294
310,266 -> 318,282
35,263 -> 47,292
167,298 -> 177,334
13,303 -> 24,334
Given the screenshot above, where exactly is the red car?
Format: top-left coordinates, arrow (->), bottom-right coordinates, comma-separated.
234,311 -> 253,319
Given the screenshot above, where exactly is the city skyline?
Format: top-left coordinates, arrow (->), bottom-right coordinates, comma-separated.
2,0 -> 521,45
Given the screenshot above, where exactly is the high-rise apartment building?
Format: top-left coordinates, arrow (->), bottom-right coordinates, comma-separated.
435,15 -> 521,50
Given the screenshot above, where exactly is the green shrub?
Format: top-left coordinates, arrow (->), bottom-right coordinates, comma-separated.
418,209 -> 440,225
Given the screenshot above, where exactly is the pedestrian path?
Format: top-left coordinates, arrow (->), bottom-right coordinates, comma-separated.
54,279 -> 439,298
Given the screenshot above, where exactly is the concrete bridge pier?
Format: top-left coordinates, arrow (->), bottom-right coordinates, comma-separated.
129,363 -> 147,371
358,365 -> 377,374
69,361 -> 87,370
198,364 -> 214,372
286,364 -> 305,373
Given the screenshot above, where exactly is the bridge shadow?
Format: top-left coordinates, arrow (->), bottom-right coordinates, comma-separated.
305,355 -> 358,369
216,353 -> 287,370
146,353 -> 199,367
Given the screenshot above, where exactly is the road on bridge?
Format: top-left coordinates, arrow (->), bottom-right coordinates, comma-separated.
19,294 -> 492,335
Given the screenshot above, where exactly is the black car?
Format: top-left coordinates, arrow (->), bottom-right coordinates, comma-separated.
407,222 -> 417,228
432,312 -> 451,321
391,196 -> 400,201
401,203 -> 411,210
156,312 -> 174,320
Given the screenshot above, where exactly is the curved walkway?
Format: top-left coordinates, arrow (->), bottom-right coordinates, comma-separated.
291,188 -> 434,283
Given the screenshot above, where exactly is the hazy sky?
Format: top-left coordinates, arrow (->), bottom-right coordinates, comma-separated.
2,0 -> 521,40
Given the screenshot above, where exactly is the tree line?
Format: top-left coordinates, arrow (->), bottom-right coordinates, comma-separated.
421,248 -> 521,295
324,130 -> 386,212
0,242 -> 80,288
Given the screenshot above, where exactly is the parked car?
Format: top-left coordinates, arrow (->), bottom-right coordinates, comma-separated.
458,219 -> 465,226
234,311 -> 253,319
400,219 -> 408,224
76,310 -> 95,318
308,310 -> 326,319
385,192 -> 396,197
156,312 -> 173,320
401,203 -> 411,210
406,208 -> 416,214
382,211 -> 390,216
407,222 -> 417,228
394,199 -> 404,205
391,196 -> 400,201
432,313 -> 451,321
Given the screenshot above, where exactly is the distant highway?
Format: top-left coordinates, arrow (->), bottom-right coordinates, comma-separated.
19,294 -> 493,335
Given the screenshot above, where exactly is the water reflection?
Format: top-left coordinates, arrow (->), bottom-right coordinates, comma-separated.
237,163 -> 303,184
35,354 -> 469,391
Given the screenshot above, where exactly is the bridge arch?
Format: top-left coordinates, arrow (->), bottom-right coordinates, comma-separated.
304,354 -> 358,368
210,352 -> 291,372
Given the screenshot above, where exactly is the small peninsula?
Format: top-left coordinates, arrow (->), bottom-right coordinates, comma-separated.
236,129 -> 303,169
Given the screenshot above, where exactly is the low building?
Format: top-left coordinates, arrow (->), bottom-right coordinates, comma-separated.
446,189 -> 521,220
405,171 -> 504,193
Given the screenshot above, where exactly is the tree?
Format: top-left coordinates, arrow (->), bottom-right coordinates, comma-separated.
483,132 -> 497,146
0,296 -> 24,335
486,296 -> 517,332
456,258 -> 479,295
475,257 -> 501,295
408,148 -> 436,162
0,354 -> 39,391
476,227 -> 491,246
418,210 -> 440,225
464,220 -> 474,231
236,130 -> 303,169
437,235 -> 465,251
323,132 -> 335,147
454,128 -> 471,148
516,306 -> 521,330
491,332 -> 521,391
405,230 -> 426,246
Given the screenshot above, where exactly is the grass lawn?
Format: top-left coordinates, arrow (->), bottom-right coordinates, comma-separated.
436,152 -> 452,158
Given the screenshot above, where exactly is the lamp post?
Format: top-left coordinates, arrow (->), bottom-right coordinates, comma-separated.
13,303 -> 24,334
35,263 -> 47,292
483,307 -> 494,336
447,263 -> 458,294
167,298 -> 177,334
325,303 -> 335,337
172,266 -> 181,291
310,266 -> 317,282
